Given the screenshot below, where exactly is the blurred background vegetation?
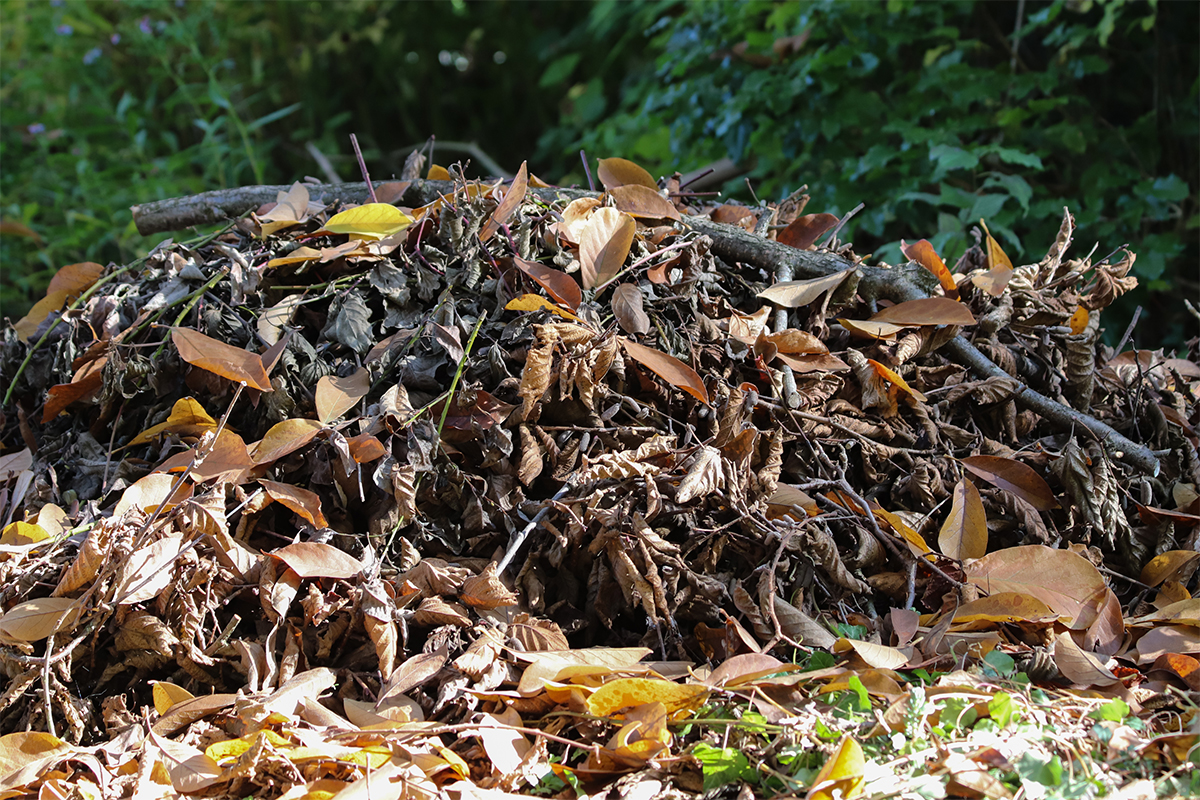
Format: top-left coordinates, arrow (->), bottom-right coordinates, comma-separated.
2,0 -> 1195,346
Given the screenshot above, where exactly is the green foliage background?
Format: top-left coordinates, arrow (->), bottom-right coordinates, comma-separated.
3,0 -> 1196,345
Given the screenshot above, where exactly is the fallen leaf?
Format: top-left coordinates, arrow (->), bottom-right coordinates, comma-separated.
260,480 -> 329,528
612,284 -> 651,335
597,157 -> 658,190
975,220 -> 1014,296
610,184 -> 681,221
901,239 -> 958,299
869,297 -> 976,326
128,397 -> 218,446
250,418 -> 323,464
322,203 -> 414,240
960,455 -> 1060,511
778,213 -> 839,250
271,542 -> 362,580
13,262 -> 104,341
315,367 -> 370,425
505,293 -> 586,324
867,359 -> 927,402
0,597 -> 81,642
806,736 -> 866,800
620,338 -> 709,404
513,257 -> 582,310
580,207 -> 635,290
152,681 -> 196,715
172,327 -> 273,391
586,678 -> 709,718
42,355 -> 107,422
480,161 -> 528,241
758,269 -> 854,308
940,477 -> 992,560
964,545 -> 1110,630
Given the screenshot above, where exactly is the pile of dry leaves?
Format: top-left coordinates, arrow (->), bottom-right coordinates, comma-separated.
0,155 -> 1196,799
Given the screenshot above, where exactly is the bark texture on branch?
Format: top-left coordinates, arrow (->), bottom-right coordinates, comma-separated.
129,180 -> 1161,475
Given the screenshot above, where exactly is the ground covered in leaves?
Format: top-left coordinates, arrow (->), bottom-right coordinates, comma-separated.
0,156 -> 1198,799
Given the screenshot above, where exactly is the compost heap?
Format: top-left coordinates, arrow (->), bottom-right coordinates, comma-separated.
0,158 -> 1197,797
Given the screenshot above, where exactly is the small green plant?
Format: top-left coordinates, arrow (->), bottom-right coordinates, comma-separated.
692,742 -> 759,791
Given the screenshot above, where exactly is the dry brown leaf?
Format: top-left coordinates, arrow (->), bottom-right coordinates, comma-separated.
619,337 -> 709,404
172,327 -> 272,391
315,367 -> 370,425
938,478 -> 988,561
597,157 -> 658,190
959,455 -> 1060,511
260,480 -> 329,528
609,184 -> 681,221
513,257 -> 582,311
777,213 -> 839,250
271,542 -> 362,580
480,161 -> 528,242
611,283 -> 651,335
869,297 -> 976,326
579,207 -> 635,290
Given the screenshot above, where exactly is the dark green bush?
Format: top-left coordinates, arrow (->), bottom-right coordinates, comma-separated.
1,0 -> 593,317
541,0 -> 1198,345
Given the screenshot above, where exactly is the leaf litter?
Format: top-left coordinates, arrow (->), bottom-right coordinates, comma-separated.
0,158 -> 1197,800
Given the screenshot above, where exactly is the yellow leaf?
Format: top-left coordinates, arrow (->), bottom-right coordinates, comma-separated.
152,681 -> 195,715
585,678 -> 709,719
322,203 -> 414,241
1068,305 -> 1089,335
1,521 -> 50,546
427,164 -> 452,181
129,397 -> 218,446
806,737 -> 866,800
505,294 -> 586,323
205,730 -> 291,764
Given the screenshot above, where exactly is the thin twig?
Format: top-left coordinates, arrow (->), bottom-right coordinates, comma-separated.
351,133 -> 377,204
580,150 -> 595,192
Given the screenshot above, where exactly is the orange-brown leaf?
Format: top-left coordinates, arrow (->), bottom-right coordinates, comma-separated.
960,455 -> 1060,511
513,257 -> 582,310
620,338 -> 709,405
938,478 -> 988,561
260,479 -> 329,528
480,161 -> 528,241
868,297 -> 976,326
609,184 -> 681,221
777,213 -> 839,250
901,239 -> 958,299
172,328 -> 272,391
597,157 -> 658,190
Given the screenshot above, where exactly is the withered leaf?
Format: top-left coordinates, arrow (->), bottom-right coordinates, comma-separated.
960,455 -> 1060,511
172,327 -> 272,391
597,157 -> 658,190
938,478 -> 988,561
480,160 -> 528,242
580,207 -> 635,290
777,213 -> 838,250
513,256 -> 582,310
619,337 -> 709,405
611,283 -> 651,335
